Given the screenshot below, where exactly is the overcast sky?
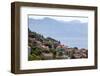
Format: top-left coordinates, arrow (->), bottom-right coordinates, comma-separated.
29,15 -> 88,23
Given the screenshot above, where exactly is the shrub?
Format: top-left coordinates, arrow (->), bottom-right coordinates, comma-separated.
28,54 -> 41,61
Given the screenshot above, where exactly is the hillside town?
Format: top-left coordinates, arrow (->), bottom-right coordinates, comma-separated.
28,29 -> 88,61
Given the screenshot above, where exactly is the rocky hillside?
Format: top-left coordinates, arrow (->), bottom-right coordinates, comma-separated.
28,29 -> 88,61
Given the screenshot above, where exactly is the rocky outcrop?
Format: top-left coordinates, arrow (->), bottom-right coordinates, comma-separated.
28,29 -> 88,60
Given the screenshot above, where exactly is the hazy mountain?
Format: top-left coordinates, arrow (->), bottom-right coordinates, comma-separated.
28,17 -> 88,48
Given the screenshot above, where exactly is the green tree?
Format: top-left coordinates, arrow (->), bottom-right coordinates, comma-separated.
50,48 -> 57,59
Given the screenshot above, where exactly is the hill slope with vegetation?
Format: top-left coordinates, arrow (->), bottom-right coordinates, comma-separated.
28,29 -> 88,61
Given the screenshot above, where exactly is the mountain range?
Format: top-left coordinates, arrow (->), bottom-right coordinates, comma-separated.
28,17 -> 88,48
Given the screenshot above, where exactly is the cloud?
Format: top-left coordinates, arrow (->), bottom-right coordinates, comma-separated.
29,15 -> 88,23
